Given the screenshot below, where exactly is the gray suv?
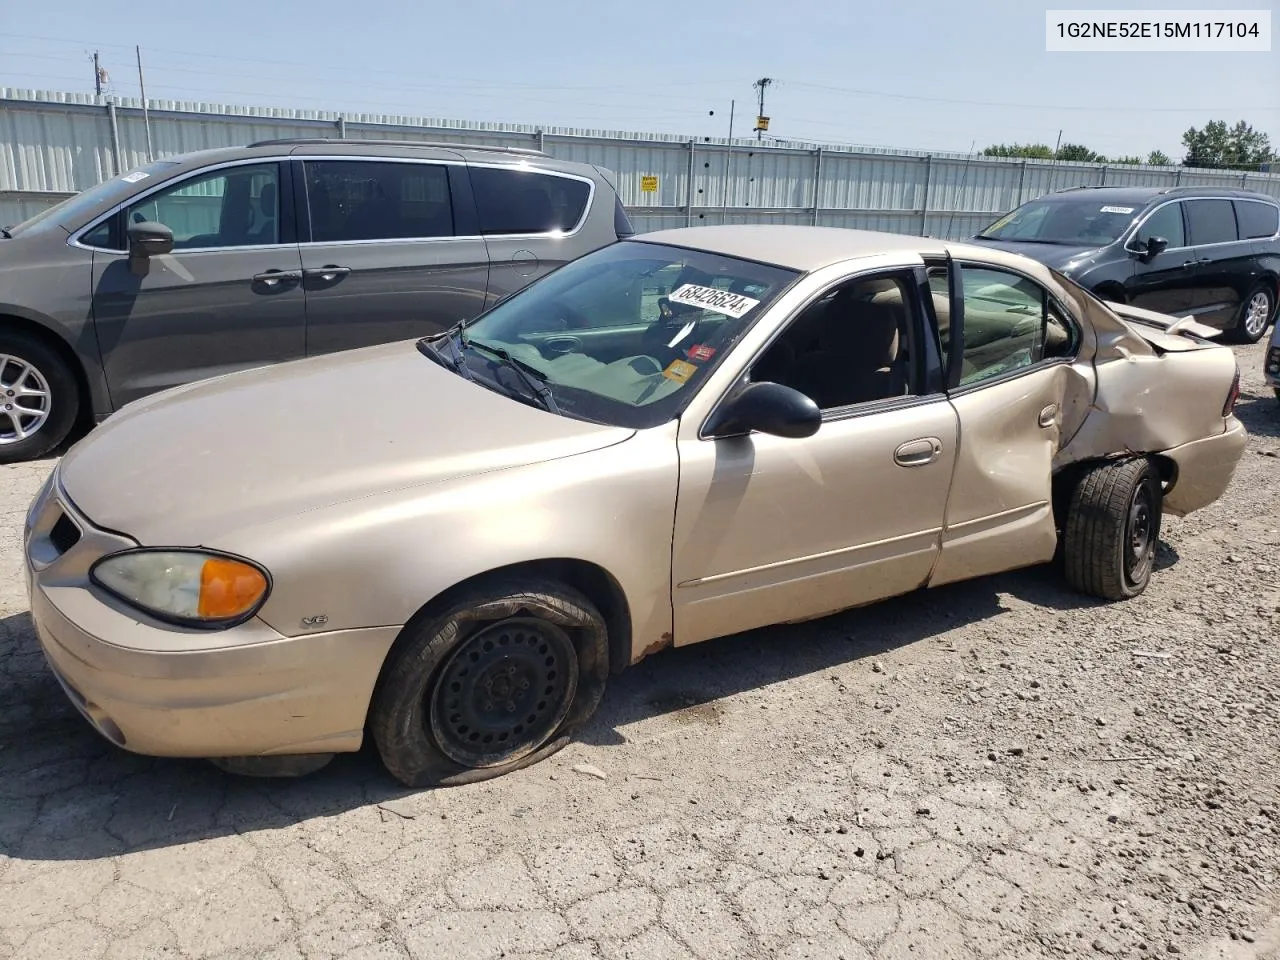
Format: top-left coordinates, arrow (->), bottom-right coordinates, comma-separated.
0,138 -> 634,462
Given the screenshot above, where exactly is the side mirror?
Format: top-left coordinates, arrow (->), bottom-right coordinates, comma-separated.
127,221 -> 173,275
1134,235 -> 1168,263
704,381 -> 822,440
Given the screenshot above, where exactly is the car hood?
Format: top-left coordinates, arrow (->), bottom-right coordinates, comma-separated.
966,238 -> 1102,271
59,340 -> 635,545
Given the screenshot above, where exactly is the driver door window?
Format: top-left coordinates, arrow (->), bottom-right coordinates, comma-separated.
1134,202 -> 1186,248
750,274 -> 916,409
126,163 -> 281,250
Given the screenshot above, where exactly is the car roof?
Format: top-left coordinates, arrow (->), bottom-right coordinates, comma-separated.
124,140 -> 587,176
635,225 -> 954,272
1034,185 -> 1278,205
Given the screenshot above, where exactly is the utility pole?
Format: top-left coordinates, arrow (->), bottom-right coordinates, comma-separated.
752,77 -> 773,141
137,45 -> 154,162
93,51 -> 102,97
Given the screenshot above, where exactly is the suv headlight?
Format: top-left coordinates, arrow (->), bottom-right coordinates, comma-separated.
90,549 -> 270,627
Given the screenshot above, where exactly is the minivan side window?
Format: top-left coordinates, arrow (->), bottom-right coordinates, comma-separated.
305,161 -> 454,242
469,167 -> 591,235
1185,199 -> 1239,245
1134,202 -> 1185,248
125,163 -> 280,250
1235,200 -> 1280,239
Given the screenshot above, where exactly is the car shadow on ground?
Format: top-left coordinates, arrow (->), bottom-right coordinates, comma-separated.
1236,387 -> 1280,440
0,560 -> 1147,863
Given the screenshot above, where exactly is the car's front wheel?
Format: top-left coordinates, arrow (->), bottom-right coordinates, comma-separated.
0,330 -> 81,464
1231,284 -> 1275,344
369,578 -> 609,788
1063,457 -> 1163,600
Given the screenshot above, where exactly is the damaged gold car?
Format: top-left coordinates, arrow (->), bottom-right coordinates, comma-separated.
24,226 -> 1247,787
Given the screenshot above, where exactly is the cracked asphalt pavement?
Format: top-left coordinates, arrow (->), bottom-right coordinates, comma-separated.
2,343 -> 1280,960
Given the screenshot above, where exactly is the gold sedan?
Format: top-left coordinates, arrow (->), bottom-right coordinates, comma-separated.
24,226 -> 1247,787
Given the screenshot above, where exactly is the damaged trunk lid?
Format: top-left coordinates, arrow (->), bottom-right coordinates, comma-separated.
1104,301 -> 1223,353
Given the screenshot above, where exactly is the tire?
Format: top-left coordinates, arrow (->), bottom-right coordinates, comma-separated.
1228,284 -> 1274,344
0,330 -> 81,464
369,578 -> 609,788
1063,457 -> 1162,601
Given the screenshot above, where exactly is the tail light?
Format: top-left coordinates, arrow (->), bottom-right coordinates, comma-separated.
1223,364 -> 1241,417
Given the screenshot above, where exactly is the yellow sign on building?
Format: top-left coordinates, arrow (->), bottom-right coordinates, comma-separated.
640,175 -> 659,193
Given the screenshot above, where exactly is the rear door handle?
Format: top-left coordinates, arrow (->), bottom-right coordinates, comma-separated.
894,437 -> 943,467
252,269 -> 302,287
303,265 -> 351,282
1180,260 -> 1196,269
1039,403 -> 1059,428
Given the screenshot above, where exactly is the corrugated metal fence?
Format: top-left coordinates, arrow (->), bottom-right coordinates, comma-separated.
4,88 -> 1280,237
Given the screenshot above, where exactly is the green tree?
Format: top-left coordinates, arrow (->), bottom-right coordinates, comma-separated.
1111,155 -> 1144,165
1055,142 -> 1107,163
983,143 -> 1054,160
1147,150 -> 1173,166
1181,120 -> 1275,169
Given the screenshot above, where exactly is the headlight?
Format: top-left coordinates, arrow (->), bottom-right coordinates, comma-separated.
90,549 -> 270,627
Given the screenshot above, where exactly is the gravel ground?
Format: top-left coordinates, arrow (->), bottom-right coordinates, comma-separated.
1,343 -> 1278,960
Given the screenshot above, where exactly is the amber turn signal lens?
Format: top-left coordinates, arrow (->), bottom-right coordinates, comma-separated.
198,557 -> 268,620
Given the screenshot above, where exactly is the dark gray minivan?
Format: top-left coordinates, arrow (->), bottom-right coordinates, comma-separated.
0,139 -> 634,462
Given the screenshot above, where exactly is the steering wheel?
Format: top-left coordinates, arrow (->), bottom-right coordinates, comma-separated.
556,304 -> 593,331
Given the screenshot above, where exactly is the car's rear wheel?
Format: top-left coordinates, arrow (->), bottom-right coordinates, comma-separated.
1063,457 -> 1162,600
369,578 -> 609,788
1230,285 -> 1274,344
0,330 -> 81,464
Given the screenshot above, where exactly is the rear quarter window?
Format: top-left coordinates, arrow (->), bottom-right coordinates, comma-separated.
470,167 -> 591,235
1235,200 -> 1280,239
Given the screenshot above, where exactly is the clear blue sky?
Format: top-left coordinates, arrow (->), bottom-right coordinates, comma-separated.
2,0 -> 1277,160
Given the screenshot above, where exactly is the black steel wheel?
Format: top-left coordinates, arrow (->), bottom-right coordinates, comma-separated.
429,617 -> 579,768
370,578 -> 610,788
1123,475 -> 1157,592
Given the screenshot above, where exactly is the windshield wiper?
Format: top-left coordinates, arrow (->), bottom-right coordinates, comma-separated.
466,339 -> 560,415
416,335 -> 476,384
0,227 -> 12,239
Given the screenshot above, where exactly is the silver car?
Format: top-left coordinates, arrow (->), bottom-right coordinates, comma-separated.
0,138 -> 632,463
25,226 -> 1247,788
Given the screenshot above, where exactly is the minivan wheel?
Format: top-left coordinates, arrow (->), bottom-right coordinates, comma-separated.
369,578 -> 609,788
1231,285 -> 1274,344
0,331 -> 81,464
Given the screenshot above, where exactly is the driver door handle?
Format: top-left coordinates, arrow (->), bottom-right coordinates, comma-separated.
252,269 -> 302,286
303,265 -> 351,282
894,437 -> 943,467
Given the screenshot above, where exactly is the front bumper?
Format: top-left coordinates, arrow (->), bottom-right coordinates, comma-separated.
1161,416 -> 1248,517
24,474 -> 399,759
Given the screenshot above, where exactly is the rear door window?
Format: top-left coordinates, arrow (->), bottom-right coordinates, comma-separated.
1134,202 -> 1185,248
304,160 -> 454,242
469,167 -> 591,235
1234,200 -> 1280,239
1185,199 -> 1239,245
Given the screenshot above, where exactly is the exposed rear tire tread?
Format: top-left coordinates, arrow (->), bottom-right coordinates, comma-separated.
1063,457 -> 1160,601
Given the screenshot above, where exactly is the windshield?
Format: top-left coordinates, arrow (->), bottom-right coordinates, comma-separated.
978,197 -> 1143,246
6,161 -> 180,236
445,240 -> 799,429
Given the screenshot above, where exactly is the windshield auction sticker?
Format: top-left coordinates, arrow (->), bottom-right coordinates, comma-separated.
668,283 -> 760,319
